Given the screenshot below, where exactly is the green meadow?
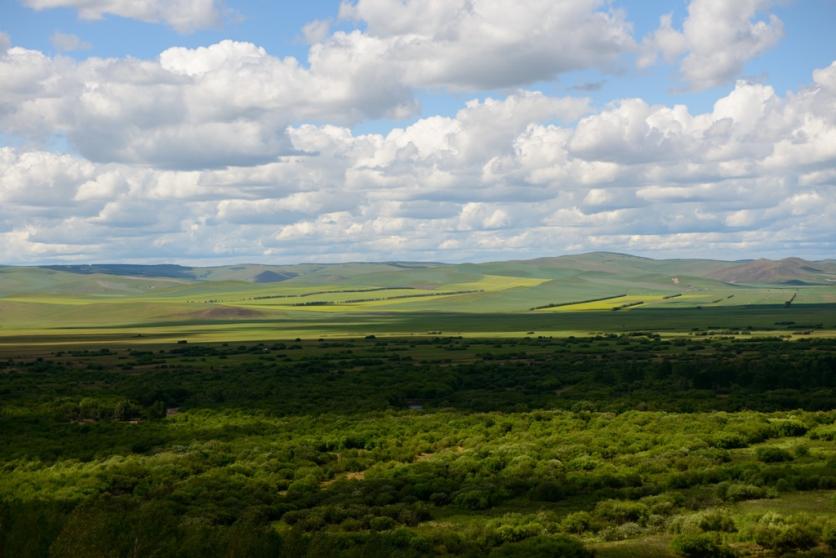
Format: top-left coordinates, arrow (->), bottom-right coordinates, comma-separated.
1,253 -> 834,344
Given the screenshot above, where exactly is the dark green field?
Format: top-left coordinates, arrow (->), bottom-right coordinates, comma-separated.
1,335 -> 834,557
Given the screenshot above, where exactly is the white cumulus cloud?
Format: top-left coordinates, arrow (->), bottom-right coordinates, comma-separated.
0,40 -> 417,169
640,0 -> 783,90
337,0 -> 635,89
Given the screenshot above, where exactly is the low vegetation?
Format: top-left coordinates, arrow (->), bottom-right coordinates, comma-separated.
1,336 -> 834,556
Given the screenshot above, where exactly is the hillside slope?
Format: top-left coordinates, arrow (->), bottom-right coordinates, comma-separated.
706,258 -> 836,285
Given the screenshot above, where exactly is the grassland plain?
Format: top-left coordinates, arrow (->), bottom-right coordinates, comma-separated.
0,253 -> 835,344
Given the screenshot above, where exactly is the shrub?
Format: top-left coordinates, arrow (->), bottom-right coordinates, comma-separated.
718,483 -> 767,502
489,535 -> 593,558
751,516 -> 818,553
482,512 -> 558,547
642,493 -> 681,516
773,420 -> 808,437
594,500 -> 649,524
756,447 -> 793,463
601,522 -> 642,541
428,492 -> 449,506
561,511 -> 594,534
530,481 -> 565,502
713,434 -> 747,449
369,516 -> 397,531
453,489 -> 491,511
282,510 -> 304,525
78,397 -> 101,420
340,518 -> 363,531
823,522 -> 836,549
698,510 -> 737,533
808,424 -> 836,441
672,533 -> 736,558
494,522 -> 543,544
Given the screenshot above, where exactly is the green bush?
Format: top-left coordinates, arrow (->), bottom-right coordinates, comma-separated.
808,424 -> 836,441
823,522 -> 836,549
714,434 -> 747,449
756,447 -> 794,463
672,533 -> 736,558
718,483 -> 767,502
601,522 -> 642,541
752,520 -> 818,553
494,522 -> 543,544
369,516 -> 397,531
488,535 -> 593,558
698,510 -> 737,533
429,492 -> 449,505
773,420 -> 808,437
530,481 -> 565,502
594,500 -> 649,524
561,511 -> 595,534
453,489 -> 491,511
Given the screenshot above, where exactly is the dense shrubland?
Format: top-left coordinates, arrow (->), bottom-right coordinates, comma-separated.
0,336 -> 834,556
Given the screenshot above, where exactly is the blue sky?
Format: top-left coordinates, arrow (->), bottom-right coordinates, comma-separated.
4,1 -> 834,124
4,1 -> 833,116
0,0 -> 835,263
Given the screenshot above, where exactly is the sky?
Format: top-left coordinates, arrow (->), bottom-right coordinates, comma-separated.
0,0 -> 835,264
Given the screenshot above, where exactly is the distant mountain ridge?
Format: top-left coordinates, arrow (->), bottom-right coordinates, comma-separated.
706,257 -> 835,285
41,264 -> 195,279
6,252 -> 836,288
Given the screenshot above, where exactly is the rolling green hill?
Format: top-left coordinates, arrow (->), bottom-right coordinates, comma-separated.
1,253 -> 834,344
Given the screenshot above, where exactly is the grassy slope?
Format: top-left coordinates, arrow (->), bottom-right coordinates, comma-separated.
2,254 -> 834,343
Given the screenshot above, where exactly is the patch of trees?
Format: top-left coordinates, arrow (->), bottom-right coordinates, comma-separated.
612,300 -> 645,311
1,336 -> 834,556
530,294 -> 626,311
251,286 -> 416,301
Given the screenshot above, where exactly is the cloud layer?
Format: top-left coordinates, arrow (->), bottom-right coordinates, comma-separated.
0,40 -> 423,169
0,1 -> 831,263
1,0 -> 632,172
1,59 -> 834,263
